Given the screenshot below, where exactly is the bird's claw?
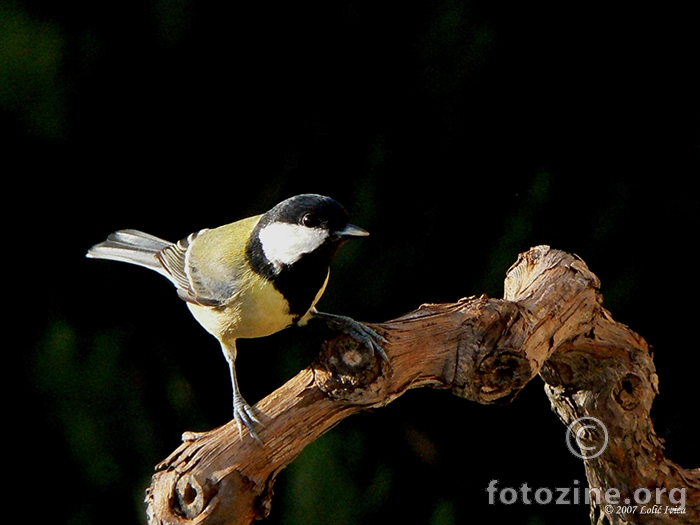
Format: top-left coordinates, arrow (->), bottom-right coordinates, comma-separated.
233,395 -> 262,444
314,311 -> 391,368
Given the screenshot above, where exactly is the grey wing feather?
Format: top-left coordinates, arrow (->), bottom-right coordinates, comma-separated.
86,229 -> 172,278
155,231 -> 224,306
88,228 -> 225,307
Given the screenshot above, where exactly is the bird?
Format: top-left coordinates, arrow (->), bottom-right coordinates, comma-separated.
86,194 -> 387,441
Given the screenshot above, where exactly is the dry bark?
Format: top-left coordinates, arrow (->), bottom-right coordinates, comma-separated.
145,245 -> 699,524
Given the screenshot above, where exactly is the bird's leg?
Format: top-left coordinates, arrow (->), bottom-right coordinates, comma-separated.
222,342 -> 262,443
311,309 -> 390,367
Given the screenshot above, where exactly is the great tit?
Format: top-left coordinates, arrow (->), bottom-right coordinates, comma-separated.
87,194 -> 386,441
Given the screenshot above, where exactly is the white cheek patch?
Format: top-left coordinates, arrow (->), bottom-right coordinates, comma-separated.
258,222 -> 328,267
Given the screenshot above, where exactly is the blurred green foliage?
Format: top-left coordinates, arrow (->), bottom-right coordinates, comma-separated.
0,1 -> 65,137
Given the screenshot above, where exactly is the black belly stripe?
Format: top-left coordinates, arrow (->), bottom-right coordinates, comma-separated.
274,254 -> 329,320
246,234 -> 336,321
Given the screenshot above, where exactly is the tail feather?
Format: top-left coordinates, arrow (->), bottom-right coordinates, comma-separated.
86,229 -> 173,276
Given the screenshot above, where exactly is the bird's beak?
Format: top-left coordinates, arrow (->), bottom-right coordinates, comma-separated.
337,224 -> 370,238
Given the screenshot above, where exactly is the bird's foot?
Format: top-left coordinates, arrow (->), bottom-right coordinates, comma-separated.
233,394 -> 262,444
313,311 -> 391,368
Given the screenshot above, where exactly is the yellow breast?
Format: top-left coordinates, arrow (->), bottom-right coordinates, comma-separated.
187,275 -> 296,344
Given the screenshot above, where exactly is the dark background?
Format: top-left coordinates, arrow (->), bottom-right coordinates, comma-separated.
5,0 -> 697,523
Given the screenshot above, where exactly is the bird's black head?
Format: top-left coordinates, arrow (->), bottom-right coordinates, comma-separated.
263,194 -> 366,239
247,194 -> 369,318
252,194 -> 368,270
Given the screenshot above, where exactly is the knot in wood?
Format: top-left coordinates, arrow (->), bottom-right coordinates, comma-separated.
312,335 -> 387,404
474,351 -> 532,404
173,473 -> 218,519
613,373 -> 643,411
452,299 -> 532,404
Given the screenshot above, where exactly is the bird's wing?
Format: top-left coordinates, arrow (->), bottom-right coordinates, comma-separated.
155,230 -> 223,306
156,216 -> 262,307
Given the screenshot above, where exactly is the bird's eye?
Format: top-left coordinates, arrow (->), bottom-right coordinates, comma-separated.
302,213 -> 320,228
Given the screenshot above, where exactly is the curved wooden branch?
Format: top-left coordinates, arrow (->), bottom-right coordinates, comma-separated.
145,246 -> 698,524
